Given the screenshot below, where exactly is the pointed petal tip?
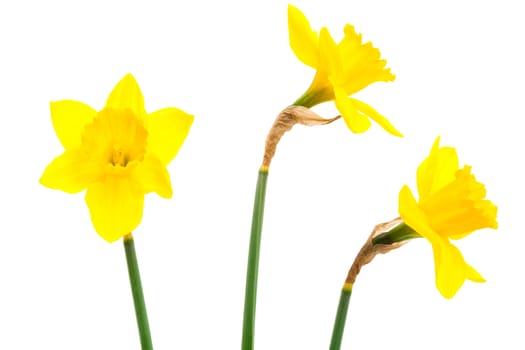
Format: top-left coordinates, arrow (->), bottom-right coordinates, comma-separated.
390,127 -> 403,137
348,98 -> 402,136
466,264 -> 486,283
433,135 -> 441,147
120,73 -> 138,85
38,172 -> 51,189
105,74 -> 146,118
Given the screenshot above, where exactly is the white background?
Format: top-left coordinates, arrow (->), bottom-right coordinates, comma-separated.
1,0 -> 523,349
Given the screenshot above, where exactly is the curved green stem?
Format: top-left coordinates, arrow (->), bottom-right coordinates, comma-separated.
329,285 -> 353,350
241,169 -> 269,350
124,234 -> 153,350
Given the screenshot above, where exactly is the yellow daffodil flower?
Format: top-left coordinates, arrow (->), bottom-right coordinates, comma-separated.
398,137 -> 497,298
288,4 -> 401,136
40,74 -> 193,242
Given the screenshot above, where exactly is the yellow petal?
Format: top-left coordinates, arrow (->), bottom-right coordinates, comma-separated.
50,100 -> 97,150
132,155 -> 173,198
40,150 -> 102,193
147,107 -> 194,165
433,242 -> 467,299
466,263 -> 486,283
288,4 -> 319,68
85,176 -> 144,242
349,98 -> 403,137
333,87 -> 371,133
417,137 -> 459,201
398,185 -> 442,246
105,74 -> 146,120
399,186 -> 470,298
319,27 -> 342,78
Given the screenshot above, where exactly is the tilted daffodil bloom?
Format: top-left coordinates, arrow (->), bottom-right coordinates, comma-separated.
288,4 -> 401,136
40,74 -> 194,242
398,137 -> 497,298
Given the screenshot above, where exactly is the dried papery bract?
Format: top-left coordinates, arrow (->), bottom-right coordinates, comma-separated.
261,106 -> 340,170
345,217 -> 406,286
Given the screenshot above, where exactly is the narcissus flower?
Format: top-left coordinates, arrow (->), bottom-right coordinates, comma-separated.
288,4 -> 401,136
40,74 -> 193,242
398,137 -> 497,298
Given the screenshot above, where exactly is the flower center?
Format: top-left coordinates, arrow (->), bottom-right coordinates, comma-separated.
81,108 -> 148,169
111,145 -> 128,166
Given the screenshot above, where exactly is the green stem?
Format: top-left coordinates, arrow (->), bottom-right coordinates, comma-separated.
293,90 -> 318,108
124,234 -> 153,350
241,169 -> 269,350
329,286 -> 353,350
372,222 -> 420,245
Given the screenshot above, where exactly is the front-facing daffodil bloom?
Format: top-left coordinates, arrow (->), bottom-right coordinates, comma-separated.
288,4 -> 402,136
398,137 -> 497,298
40,74 -> 193,242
